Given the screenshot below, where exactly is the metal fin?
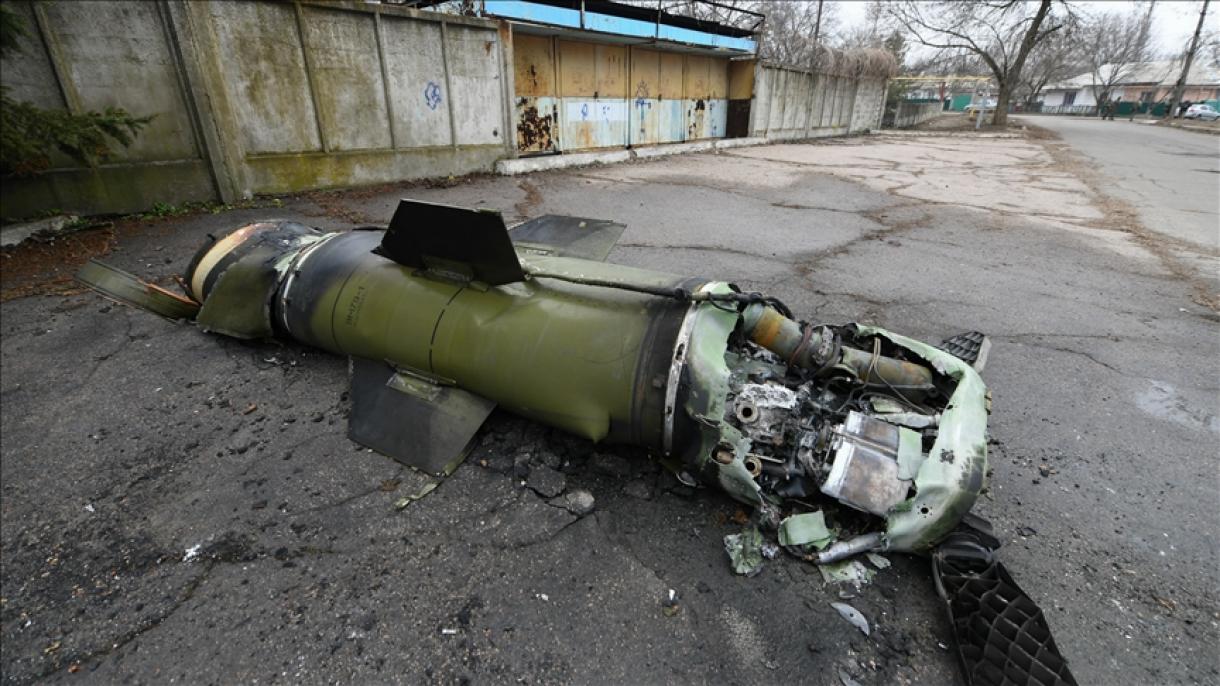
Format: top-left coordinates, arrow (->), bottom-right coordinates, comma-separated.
376,199 -> 526,286
509,214 -> 626,262
75,259 -> 200,321
933,525 -> 1077,686
347,357 -> 495,475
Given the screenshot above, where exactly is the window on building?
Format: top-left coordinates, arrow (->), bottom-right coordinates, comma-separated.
1063,91 -> 1076,106
1140,91 -> 1155,103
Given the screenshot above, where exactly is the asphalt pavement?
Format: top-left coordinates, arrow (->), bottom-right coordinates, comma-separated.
2,122 -> 1217,685
1022,115 -> 1219,252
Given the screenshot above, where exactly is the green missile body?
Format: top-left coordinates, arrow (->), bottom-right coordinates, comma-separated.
81,199 -> 992,558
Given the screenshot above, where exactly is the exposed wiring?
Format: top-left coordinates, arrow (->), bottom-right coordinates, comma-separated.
525,269 -> 794,317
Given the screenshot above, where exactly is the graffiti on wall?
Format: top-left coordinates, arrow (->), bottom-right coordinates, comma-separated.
424,81 -> 443,110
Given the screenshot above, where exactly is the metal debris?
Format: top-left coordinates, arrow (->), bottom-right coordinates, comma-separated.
724,526 -> 765,577
829,601 -> 871,636
819,560 -> 876,587
393,480 -> 439,510
777,510 -> 835,550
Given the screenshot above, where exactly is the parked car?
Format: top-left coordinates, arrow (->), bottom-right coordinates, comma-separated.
963,98 -> 997,114
1183,104 -> 1220,121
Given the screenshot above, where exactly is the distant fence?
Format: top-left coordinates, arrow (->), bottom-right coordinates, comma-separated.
886,101 -> 942,128
1034,104 -> 1099,116
749,63 -> 886,139
1,0 -> 511,218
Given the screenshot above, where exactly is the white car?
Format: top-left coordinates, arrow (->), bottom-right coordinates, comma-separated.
964,99 -> 997,114
1184,104 -> 1220,121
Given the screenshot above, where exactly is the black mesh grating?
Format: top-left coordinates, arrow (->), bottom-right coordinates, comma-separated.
933,533 -> 1077,686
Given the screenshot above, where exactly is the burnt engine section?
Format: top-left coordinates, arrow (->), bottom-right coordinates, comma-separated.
722,327 -> 943,528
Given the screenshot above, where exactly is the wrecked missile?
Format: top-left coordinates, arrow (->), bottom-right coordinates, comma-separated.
77,199 -> 1078,685
79,199 -> 989,557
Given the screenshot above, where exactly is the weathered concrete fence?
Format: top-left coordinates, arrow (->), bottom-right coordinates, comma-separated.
749,64 -> 886,139
1,1 -> 887,218
2,0 -> 511,217
890,101 -> 942,129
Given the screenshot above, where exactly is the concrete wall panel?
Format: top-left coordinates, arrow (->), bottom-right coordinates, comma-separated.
299,5 -> 391,151
0,2 -> 65,109
381,16 -> 450,148
43,0 -> 199,162
445,24 -> 505,146
750,65 -> 883,140
208,1 -> 320,154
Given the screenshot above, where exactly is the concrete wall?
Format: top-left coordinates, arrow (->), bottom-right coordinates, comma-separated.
890,101 -> 942,129
1,0 -> 219,218
749,64 -> 884,140
1,0 -> 512,218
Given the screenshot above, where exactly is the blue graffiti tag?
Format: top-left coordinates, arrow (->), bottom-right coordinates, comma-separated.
424,81 -> 442,110
580,103 -> 589,120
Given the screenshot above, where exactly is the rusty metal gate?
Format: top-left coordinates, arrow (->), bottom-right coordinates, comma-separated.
513,35 -> 736,155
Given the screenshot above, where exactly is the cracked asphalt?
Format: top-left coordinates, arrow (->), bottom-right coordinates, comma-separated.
2,120 -> 1218,684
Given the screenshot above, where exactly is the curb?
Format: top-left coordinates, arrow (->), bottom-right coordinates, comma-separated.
495,137 -> 769,175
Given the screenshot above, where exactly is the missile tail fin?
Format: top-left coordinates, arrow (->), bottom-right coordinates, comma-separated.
377,199 -> 526,286
347,357 -> 495,476
509,215 -> 626,262
75,259 -> 200,321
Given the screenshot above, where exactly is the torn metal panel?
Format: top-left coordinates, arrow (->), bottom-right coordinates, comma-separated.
76,259 -> 199,321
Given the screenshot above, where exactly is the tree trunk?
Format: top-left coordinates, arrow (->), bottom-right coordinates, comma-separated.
994,83 -> 1011,126
1164,0 -> 1210,120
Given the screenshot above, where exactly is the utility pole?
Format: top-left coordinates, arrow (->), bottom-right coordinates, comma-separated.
1164,0 -> 1210,120
813,0 -> 824,45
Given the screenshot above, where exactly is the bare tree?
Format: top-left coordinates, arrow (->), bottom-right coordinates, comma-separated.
1078,2 -> 1155,112
1016,27 -> 1082,106
752,0 -> 840,68
887,1 -> 1071,126
838,1 -> 888,50
1165,0 -> 1211,119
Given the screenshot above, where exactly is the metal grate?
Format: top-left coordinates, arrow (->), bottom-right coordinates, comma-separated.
933,531 -> 1078,686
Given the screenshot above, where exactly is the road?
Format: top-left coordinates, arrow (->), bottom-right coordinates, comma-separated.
2,124 -> 1218,685
1024,116 -> 1219,252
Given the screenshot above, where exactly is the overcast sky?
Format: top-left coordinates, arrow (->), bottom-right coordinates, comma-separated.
833,0 -> 1213,59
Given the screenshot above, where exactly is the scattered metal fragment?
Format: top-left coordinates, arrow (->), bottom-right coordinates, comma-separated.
724,527 -> 765,577
829,601 -> 870,636
865,552 -> 891,570
393,480 -> 439,510
838,668 -> 864,686
662,589 -> 680,617
819,560 -> 876,587
777,511 -> 835,550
